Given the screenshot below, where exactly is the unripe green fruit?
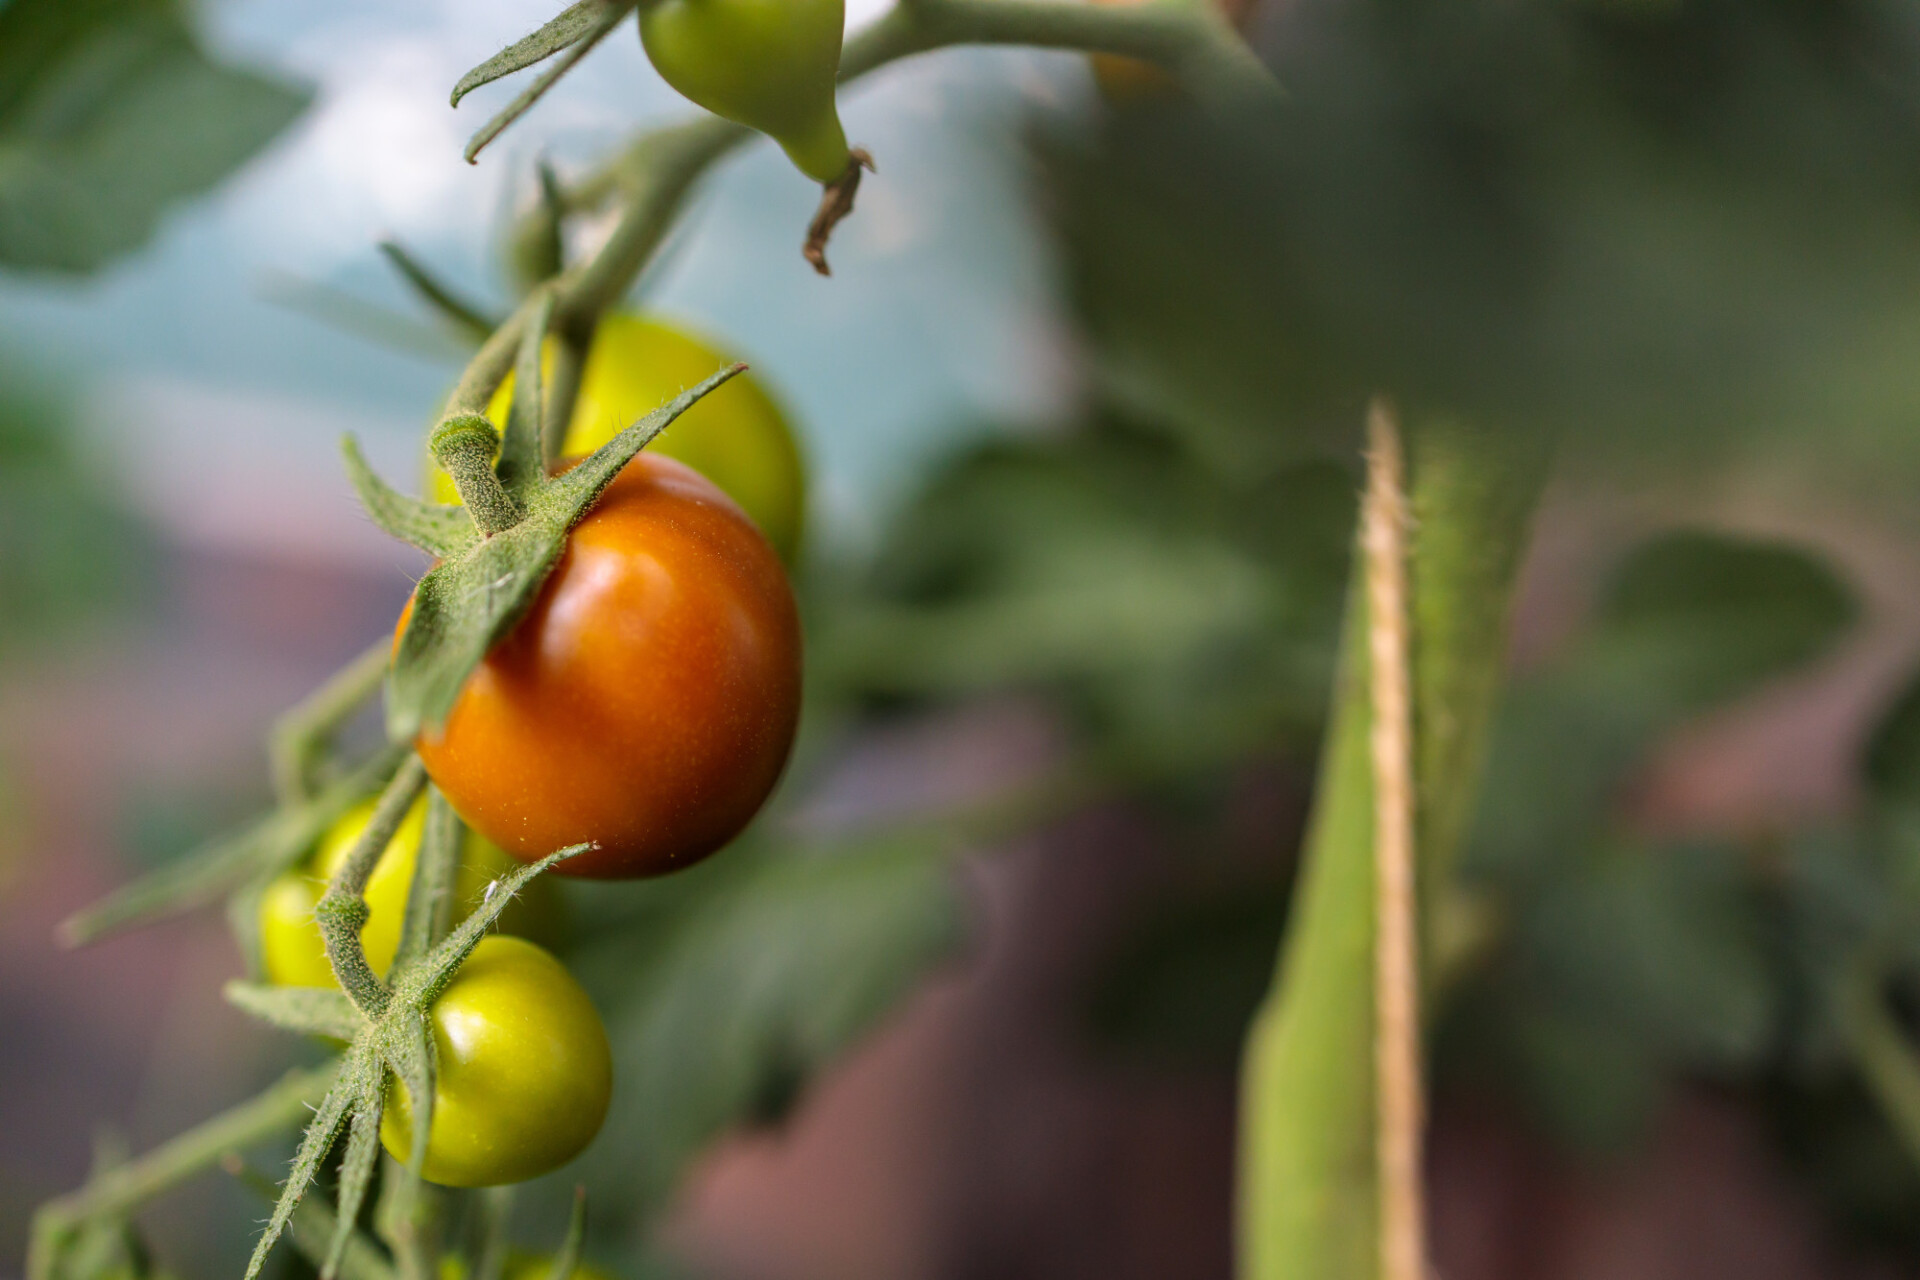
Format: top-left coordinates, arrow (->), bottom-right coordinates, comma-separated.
639,0 -> 851,183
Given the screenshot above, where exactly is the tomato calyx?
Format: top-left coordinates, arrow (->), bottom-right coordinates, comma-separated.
343,289 -> 746,740
221,756 -> 593,1280
803,146 -> 876,277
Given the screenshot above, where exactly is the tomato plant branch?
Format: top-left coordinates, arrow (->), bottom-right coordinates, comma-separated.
1238,418 -> 1546,1280
433,418 -> 523,536
392,789 -> 465,976
1361,401 -> 1426,1280
271,640 -> 391,805
61,742 -> 409,947
318,754 -> 429,1018
27,1065 -> 340,1280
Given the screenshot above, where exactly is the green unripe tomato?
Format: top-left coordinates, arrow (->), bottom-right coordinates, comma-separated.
381,935 -> 612,1187
440,1252 -> 619,1280
258,796 -> 554,990
638,0 -> 850,183
429,313 -> 807,562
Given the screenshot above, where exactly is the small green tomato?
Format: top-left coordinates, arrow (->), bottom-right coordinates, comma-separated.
381,935 -> 613,1187
638,0 -> 851,183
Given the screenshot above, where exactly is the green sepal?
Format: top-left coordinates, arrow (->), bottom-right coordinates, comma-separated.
242,1044 -> 372,1280
59,744 -> 408,947
452,0 -> 633,107
223,983 -> 365,1042
227,1157 -> 396,1280
378,1012 -> 437,1220
461,1 -> 638,164
385,364 -> 743,740
544,1187 -> 588,1280
379,241 -> 501,344
398,844 -> 588,1004
324,1082 -> 386,1280
342,437 -> 479,560
498,290 -> 554,503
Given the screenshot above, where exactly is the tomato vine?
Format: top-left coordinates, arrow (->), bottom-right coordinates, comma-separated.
29,3 -> 1277,1280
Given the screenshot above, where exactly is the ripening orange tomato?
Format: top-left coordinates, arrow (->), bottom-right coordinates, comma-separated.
409,452 -> 802,879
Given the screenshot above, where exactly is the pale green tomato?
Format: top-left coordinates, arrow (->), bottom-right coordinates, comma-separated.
381,935 -> 612,1187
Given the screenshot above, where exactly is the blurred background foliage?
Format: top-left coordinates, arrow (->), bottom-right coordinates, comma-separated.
15,0 -> 1920,1274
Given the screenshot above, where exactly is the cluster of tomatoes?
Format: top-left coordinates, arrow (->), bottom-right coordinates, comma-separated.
264,315 -> 805,1188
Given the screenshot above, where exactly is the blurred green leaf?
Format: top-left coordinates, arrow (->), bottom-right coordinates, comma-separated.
1048,0 -> 1920,485
1471,529 -> 1853,878
0,355 -> 147,650
0,0 -> 309,273
820,427 -> 1353,774
1864,668 -> 1920,811
567,830 -> 962,1233
1084,884 -> 1288,1067
1588,530 -> 1858,715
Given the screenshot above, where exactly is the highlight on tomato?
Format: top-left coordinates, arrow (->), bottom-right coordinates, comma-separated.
429,312 -> 807,563
257,794 -> 554,989
382,935 -> 613,1188
411,451 -> 803,880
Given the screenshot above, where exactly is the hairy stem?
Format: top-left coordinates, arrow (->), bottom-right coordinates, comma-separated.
317,755 -> 429,1017
1362,402 -> 1425,1280
433,417 -> 523,535
1237,418 -> 1546,1280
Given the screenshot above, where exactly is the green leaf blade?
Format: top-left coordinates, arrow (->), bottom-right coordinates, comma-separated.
0,0 -> 310,273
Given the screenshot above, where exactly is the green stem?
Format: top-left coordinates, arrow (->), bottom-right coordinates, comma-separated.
317,755 -> 429,1018
270,641 -> 390,806
1838,949 -> 1920,1167
432,417 -> 523,536
1236,419 -> 1545,1280
850,0 -> 1275,104
544,324 -> 589,466
426,0 -> 1275,464
28,1065 -> 339,1280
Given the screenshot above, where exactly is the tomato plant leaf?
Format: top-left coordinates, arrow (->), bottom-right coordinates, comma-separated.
1865,668 -> 1920,812
400,845 -> 587,1004
223,983 -> 365,1042
450,0 -> 633,107
570,828 -> 962,1218
341,437 -> 478,560
60,744 -> 407,947
386,365 -> 742,740
0,0 -> 309,273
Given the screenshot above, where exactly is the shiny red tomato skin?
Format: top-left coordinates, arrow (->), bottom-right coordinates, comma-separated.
412,452 -> 801,878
